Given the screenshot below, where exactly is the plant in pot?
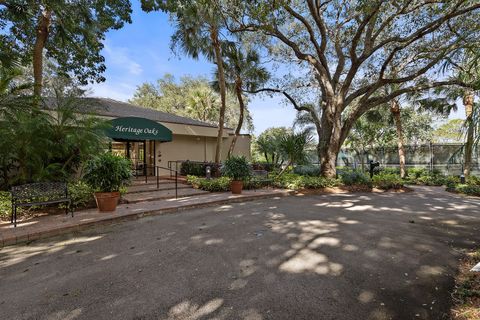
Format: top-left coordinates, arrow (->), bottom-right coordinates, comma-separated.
222,156 -> 251,194
83,152 -> 132,212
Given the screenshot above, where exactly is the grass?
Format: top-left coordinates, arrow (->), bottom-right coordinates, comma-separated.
451,249 -> 480,320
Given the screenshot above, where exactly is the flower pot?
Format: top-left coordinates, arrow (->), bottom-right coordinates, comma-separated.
230,180 -> 243,194
94,191 -> 120,212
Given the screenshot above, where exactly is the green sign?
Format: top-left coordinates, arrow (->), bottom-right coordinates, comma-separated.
106,117 -> 172,141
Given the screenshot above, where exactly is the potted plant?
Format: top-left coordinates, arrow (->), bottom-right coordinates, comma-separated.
222,156 -> 251,194
83,152 -> 132,212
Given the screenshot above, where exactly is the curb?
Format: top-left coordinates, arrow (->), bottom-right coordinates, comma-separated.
1,190 -> 293,247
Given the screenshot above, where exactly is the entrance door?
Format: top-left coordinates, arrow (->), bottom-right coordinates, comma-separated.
110,140 -> 155,176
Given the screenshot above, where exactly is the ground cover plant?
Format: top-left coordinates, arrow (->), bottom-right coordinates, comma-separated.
372,173 -> 404,190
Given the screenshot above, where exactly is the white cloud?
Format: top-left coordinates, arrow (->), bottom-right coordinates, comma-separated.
104,42 -> 143,76
87,82 -> 134,102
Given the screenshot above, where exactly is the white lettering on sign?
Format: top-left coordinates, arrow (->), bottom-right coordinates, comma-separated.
114,125 -> 159,136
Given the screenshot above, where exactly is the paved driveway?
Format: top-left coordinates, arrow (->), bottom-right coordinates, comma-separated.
0,186 -> 479,320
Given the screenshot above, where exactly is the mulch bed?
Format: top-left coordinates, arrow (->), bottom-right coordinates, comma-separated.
451,249 -> 480,320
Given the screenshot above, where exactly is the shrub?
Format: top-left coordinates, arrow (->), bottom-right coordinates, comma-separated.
293,165 -> 321,176
339,170 -> 372,187
455,184 -> 480,196
372,173 -> 403,190
0,191 -> 13,220
407,167 -> 429,179
271,173 -> 340,190
380,167 -> 400,175
414,174 -> 446,186
467,175 -> 480,186
68,180 -> 95,209
83,153 -> 132,192
180,161 -> 221,177
445,175 -> 461,190
187,175 -> 231,192
251,162 -> 281,172
222,156 -> 251,181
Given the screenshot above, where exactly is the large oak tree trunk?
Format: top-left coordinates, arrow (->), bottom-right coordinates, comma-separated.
317,107 -> 343,178
211,28 -> 227,164
228,77 -> 244,158
390,99 -> 406,178
33,9 -> 52,98
463,92 -> 475,177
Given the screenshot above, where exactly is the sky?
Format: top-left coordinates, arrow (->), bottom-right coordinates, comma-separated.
87,2 -> 465,135
87,2 -> 295,135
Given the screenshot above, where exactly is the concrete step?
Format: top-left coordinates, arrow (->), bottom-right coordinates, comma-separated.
127,182 -> 191,194
123,188 -> 210,203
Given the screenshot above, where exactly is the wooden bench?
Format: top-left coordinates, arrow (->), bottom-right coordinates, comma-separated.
11,182 -> 73,227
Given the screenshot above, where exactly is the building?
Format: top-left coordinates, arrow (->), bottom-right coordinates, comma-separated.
46,98 -> 251,175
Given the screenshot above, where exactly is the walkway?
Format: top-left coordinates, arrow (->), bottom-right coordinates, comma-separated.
0,188 -> 293,247
0,186 -> 478,319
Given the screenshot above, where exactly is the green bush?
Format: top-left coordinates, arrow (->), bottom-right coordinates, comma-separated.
380,167 -> 400,175
68,180 -> 94,209
372,173 -> 403,190
407,167 -> 429,179
293,165 -> 321,176
445,175 -> 461,190
187,176 -> 231,192
467,175 -> 480,186
0,191 -> 13,219
251,162 -> 281,172
271,173 -> 340,190
455,184 -> 480,196
83,153 -> 132,192
180,161 -> 220,177
222,156 -> 251,181
339,170 -> 372,187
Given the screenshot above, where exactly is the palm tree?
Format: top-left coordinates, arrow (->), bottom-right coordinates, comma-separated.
278,130 -> 313,176
217,45 -> 269,157
153,0 -> 230,164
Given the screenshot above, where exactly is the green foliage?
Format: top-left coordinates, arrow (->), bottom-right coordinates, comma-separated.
406,168 -> 448,186
272,173 -> 340,190
180,161 -> 215,177
83,153 -> 132,192
278,130 -> 314,171
251,162 -> 281,172
222,156 -> 251,181
187,175 -> 231,192
129,74 -> 252,130
372,173 -> 404,190
339,170 -> 372,187
293,165 -> 321,176
455,184 -> 480,196
68,180 -> 94,209
1,1 -> 132,85
0,70 -> 108,189
253,127 -> 291,165
0,191 -> 13,219
433,119 -> 464,143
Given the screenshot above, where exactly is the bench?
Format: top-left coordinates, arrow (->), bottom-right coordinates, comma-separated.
11,182 -> 73,227
250,170 -> 273,190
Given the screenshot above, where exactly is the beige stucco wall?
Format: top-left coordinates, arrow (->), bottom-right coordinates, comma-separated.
155,134 -> 251,175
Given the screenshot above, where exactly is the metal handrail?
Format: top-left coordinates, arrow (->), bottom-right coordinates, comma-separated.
134,164 -> 179,199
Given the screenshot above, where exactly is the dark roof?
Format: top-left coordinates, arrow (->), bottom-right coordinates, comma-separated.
45,97 -> 218,128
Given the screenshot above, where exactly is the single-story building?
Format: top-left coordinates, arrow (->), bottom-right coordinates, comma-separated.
45,97 -> 251,175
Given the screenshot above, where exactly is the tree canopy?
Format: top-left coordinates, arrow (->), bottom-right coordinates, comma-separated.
0,0 -> 132,95
222,0 -> 480,177
129,74 -> 253,131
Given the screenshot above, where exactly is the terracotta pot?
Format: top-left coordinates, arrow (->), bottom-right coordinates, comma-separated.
230,180 -> 243,194
94,191 -> 120,212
